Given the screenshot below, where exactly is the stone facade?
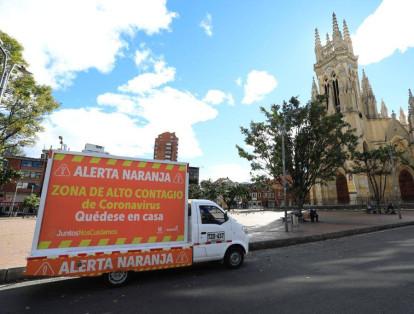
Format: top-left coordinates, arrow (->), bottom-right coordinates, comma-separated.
310,13 -> 414,204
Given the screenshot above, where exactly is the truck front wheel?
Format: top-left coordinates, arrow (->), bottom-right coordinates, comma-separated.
224,246 -> 244,269
105,271 -> 129,286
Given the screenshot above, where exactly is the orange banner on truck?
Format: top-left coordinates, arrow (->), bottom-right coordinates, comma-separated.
35,152 -> 187,250
26,247 -> 192,277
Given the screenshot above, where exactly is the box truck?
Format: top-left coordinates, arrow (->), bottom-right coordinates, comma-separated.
26,151 -> 249,285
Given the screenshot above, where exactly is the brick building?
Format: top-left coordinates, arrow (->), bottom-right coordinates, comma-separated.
0,152 -> 48,215
153,132 -> 178,161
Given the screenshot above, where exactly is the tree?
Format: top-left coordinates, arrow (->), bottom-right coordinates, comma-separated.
0,31 -> 59,185
237,96 -> 358,209
22,193 -> 40,214
220,179 -> 250,210
350,144 -> 410,208
199,179 -> 222,202
188,183 -> 203,199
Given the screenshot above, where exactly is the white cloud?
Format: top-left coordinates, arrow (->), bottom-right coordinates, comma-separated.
134,48 -> 151,67
30,55 -> 219,160
200,13 -> 213,37
242,70 -> 278,105
96,93 -> 138,115
353,0 -> 414,65
26,108 -> 149,158
0,0 -> 177,88
202,163 -> 251,183
236,77 -> 243,86
203,89 -> 234,106
118,60 -> 176,94
30,87 -> 218,159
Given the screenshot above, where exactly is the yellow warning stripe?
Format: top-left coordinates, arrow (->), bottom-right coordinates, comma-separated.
39,235 -> 184,248
179,165 -> 186,171
138,161 -> 147,168
98,239 -> 109,246
122,160 -> 132,167
38,241 -> 51,249
90,157 -> 101,164
162,235 -> 172,242
79,239 -> 91,247
147,236 -> 157,243
54,154 -> 65,161
152,163 -> 161,169
59,240 -> 72,248
165,164 -> 174,170
71,155 -> 84,162
176,235 -> 184,241
115,238 -> 127,245
106,159 -> 117,166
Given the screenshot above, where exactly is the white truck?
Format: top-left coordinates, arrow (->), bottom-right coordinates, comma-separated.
25,151 -> 249,286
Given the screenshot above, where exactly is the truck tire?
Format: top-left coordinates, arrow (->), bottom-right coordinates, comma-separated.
224,246 -> 244,269
105,271 -> 129,287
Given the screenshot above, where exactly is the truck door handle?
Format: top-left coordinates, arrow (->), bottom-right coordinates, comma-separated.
201,232 -> 206,235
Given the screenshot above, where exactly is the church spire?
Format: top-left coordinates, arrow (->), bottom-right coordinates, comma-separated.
361,70 -> 378,118
343,19 -> 350,40
409,88 -> 414,109
380,99 -> 389,118
315,28 -> 321,48
315,28 -> 322,62
332,12 -> 342,42
342,19 -> 353,53
400,107 -> 407,125
326,33 -> 330,44
311,77 -> 319,101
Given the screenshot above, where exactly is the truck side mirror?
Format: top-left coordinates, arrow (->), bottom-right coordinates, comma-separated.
224,212 -> 228,221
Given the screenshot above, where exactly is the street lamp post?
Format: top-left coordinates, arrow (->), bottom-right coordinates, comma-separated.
9,181 -> 20,217
282,121 -> 288,232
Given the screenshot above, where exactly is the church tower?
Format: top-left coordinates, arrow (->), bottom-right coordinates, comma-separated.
314,13 -> 364,140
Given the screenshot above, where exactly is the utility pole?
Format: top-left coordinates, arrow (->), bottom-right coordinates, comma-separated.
282,121 -> 288,232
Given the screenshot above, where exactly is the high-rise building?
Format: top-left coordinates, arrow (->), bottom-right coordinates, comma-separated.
154,132 -> 178,161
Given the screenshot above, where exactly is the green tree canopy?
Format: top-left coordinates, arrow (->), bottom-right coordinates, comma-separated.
350,143 -> 412,207
0,31 -> 59,185
237,95 -> 358,209
22,193 -> 40,214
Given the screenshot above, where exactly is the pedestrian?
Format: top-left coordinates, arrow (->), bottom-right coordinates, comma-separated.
387,203 -> 395,214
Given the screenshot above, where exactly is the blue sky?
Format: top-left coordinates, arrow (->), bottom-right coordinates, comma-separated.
0,0 -> 413,182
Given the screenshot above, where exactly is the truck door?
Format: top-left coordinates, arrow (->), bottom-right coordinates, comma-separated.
196,204 -> 231,260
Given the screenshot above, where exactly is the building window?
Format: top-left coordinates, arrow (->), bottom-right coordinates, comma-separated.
21,160 -> 42,168
21,160 -> 32,167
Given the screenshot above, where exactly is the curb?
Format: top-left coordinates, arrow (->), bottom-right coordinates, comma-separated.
249,220 -> 414,251
1,221 -> 414,284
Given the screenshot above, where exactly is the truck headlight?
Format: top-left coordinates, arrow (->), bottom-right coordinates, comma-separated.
242,226 -> 249,234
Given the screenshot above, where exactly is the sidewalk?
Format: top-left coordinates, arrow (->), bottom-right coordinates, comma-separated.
1,210 -> 414,283
232,209 -> 414,249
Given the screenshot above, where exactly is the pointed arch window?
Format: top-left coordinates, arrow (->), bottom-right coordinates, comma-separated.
324,78 -> 329,110
332,73 -> 340,112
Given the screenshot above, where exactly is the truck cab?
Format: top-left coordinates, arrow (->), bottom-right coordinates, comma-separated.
188,199 -> 249,268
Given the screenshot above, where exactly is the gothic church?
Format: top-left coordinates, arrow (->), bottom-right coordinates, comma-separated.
310,13 -> 414,204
